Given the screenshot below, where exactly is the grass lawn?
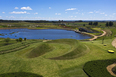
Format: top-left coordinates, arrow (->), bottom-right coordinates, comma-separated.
0,38 -> 116,77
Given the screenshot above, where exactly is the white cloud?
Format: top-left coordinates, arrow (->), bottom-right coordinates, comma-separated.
21,6 -> 32,10
94,10 -> 99,13
55,13 -> 61,15
10,11 -> 27,14
15,7 -> 18,9
100,12 -> 105,14
49,7 -> 51,9
74,12 -> 78,14
89,12 -> 93,13
69,16 -> 73,17
34,12 -> 38,15
2,12 -> 5,13
105,14 -> 107,16
27,12 -> 30,14
65,8 -> 76,11
113,13 -> 116,15
0,16 -> 2,18
65,12 -> 67,13
82,13 -> 84,15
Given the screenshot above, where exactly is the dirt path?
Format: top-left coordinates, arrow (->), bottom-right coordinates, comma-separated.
106,38 -> 116,76
89,30 -> 106,41
112,38 -> 116,48
106,63 -> 116,76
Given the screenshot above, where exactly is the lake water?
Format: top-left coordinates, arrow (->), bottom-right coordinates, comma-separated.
0,29 -> 91,40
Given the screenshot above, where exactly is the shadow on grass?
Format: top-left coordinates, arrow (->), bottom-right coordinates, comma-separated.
0,72 -> 43,77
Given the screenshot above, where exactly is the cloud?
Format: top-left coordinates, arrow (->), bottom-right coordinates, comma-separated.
100,12 -> 105,14
82,13 -> 84,15
49,7 -> 51,9
15,7 -> 18,9
10,11 -> 27,14
55,13 -> 61,15
94,10 -> 99,13
105,14 -> 107,16
34,12 -> 38,15
2,12 -> 5,13
65,12 -> 67,13
27,12 -> 30,14
0,16 -> 2,18
89,12 -> 93,13
65,8 -> 76,11
113,13 -> 116,15
21,6 -> 32,10
69,16 -> 73,17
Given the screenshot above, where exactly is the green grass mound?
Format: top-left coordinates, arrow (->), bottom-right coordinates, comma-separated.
48,39 -> 88,60
0,72 -> 43,77
112,66 -> 116,74
83,59 -> 116,77
27,43 -> 53,58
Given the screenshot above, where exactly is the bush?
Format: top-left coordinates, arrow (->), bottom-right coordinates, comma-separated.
24,38 -> 26,41
4,37 -> 10,44
19,38 -> 22,42
83,59 -> 116,77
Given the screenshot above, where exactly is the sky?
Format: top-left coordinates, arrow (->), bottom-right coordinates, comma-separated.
0,0 -> 116,20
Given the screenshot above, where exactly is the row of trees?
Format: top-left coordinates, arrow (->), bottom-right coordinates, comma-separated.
89,22 -> 98,26
106,21 -> 113,26
4,37 -> 26,44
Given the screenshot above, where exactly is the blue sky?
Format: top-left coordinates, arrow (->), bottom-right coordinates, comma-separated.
0,0 -> 116,20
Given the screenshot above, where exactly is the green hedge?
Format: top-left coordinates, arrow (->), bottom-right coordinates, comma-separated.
83,59 -> 116,77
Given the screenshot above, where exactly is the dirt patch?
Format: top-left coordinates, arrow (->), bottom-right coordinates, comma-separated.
112,38 -> 116,48
106,63 -> 116,76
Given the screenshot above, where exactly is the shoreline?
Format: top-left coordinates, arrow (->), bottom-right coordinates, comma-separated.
0,27 -> 106,41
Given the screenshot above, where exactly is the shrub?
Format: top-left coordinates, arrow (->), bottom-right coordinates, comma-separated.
4,37 -> 10,44
24,38 -> 26,41
19,38 -> 22,42
83,59 -> 116,77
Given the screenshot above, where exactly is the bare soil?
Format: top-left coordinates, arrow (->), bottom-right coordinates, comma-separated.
112,38 -> 116,48
106,63 -> 116,76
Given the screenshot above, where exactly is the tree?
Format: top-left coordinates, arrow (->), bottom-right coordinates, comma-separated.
93,22 -> 98,26
19,38 -> 22,42
106,22 -> 109,26
4,37 -> 10,44
89,22 -> 92,25
24,38 -> 26,41
109,21 -> 113,26
106,21 -> 113,27
83,24 -> 85,26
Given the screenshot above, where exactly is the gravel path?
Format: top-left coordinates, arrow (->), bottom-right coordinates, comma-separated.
89,30 -> 106,41
106,38 -> 116,76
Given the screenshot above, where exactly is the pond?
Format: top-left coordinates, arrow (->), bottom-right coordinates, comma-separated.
0,29 -> 91,40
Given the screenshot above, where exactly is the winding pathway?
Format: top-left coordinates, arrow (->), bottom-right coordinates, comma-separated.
89,30 -> 106,41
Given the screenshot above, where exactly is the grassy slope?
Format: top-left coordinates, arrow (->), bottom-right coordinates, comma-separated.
0,38 -> 116,77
